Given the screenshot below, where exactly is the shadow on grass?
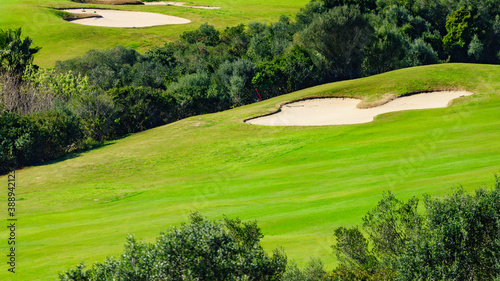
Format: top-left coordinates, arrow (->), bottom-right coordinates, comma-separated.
35,140 -> 118,167
0,139 -> 119,176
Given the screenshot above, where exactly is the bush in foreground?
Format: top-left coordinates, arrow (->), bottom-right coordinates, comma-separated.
333,177 -> 500,280
59,213 -> 287,281
60,178 -> 500,280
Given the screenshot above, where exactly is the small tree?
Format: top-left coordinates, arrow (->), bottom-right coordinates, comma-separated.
332,178 -> 500,280
298,5 -> 373,80
282,258 -> 328,281
108,86 -> 178,136
181,23 -> 220,46
215,58 -> 256,105
442,7 -> 476,62
0,28 -> 40,77
399,181 -> 500,280
69,91 -> 117,142
0,28 -> 41,114
362,25 -> 409,75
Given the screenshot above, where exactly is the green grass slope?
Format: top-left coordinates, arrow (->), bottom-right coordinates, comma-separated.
1,63 -> 499,280
0,0 -> 309,67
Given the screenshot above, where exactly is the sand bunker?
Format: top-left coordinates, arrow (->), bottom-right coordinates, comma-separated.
142,1 -> 221,9
246,91 -> 474,126
63,8 -> 191,27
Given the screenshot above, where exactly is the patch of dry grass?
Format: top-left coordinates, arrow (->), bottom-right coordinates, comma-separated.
63,12 -> 103,20
51,9 -> 103,20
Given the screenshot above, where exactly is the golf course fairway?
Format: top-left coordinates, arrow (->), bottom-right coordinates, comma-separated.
0,63 -> 499,280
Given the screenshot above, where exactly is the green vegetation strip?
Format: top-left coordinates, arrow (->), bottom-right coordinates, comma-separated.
0,63 -> 499,280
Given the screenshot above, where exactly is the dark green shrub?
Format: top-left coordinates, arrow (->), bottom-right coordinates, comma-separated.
332,179 -> 500,280
59,213 -> 287,281
108,86 -> 178,136
362,25 -> 408,75
0,28 -> 40,77
168,72 -> 217,117
69,91 -> 117,141
399,182 -> 500,280
0,109 -> 30,172
180,23 -> 220,46
214,58 -> 256,105
55,46 -> 139,90
283,259 -> 329,281
220,24 -> 251,57
29,108 -> 83,162
298,5 -> 373,79
0,107 -> 83,173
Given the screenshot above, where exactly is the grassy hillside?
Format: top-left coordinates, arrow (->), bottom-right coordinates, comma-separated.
0,0 -> 309,67
0,63 -> 499,280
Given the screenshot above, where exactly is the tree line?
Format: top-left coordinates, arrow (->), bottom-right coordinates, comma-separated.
59,178 -> 500,280
1,0 -> 500,173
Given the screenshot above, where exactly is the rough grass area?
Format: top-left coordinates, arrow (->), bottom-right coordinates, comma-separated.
0,63 -> 498,280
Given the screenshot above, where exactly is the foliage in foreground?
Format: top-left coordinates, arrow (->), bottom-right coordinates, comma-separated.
330,176 -> 500,280
60,178 -> 500,280
59,213 -> 287,281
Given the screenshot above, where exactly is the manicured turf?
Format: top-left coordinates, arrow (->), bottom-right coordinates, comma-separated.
0,63 -> 499,280
0,0 -> 309,67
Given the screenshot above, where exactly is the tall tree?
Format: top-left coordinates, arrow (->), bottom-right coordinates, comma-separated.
443,7 -> 476,62
299,5 -> 373,80
0,28 -> 40,77
362,25 -> 409,74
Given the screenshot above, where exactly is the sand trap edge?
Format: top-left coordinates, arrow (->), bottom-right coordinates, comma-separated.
244,90 -> 474,126
61,8 -> 191,27
243,95 -> 347,124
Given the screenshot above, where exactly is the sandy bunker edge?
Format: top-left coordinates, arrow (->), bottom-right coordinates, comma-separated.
245,90 -> 475,126
62,8 -> 191,27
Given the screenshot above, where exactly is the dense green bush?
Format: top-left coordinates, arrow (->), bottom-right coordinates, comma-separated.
362,25 -> 408,75
282,259 -> 329,281
299,5 -> 373,79
69,91 -> 117,142
55,46 -> 139,90
331,178 -> 500,280
221,24 -> 251,57
29,108 -> 83,162
0,109 -> 31,172
168,72 -> 216,117
108,86 -> 178,136
59,213 -> 287,281
399,184 -> 500,280
405,38 -> 439,66
215,58 -> 256,105
252,60 -> 287,99
181,23 -> 221,46
0,108 -> 82,174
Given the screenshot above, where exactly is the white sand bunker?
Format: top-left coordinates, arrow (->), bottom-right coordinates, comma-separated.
63,8 -> 191,27
246,91 -> 474,126
142,1 -> 221,9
